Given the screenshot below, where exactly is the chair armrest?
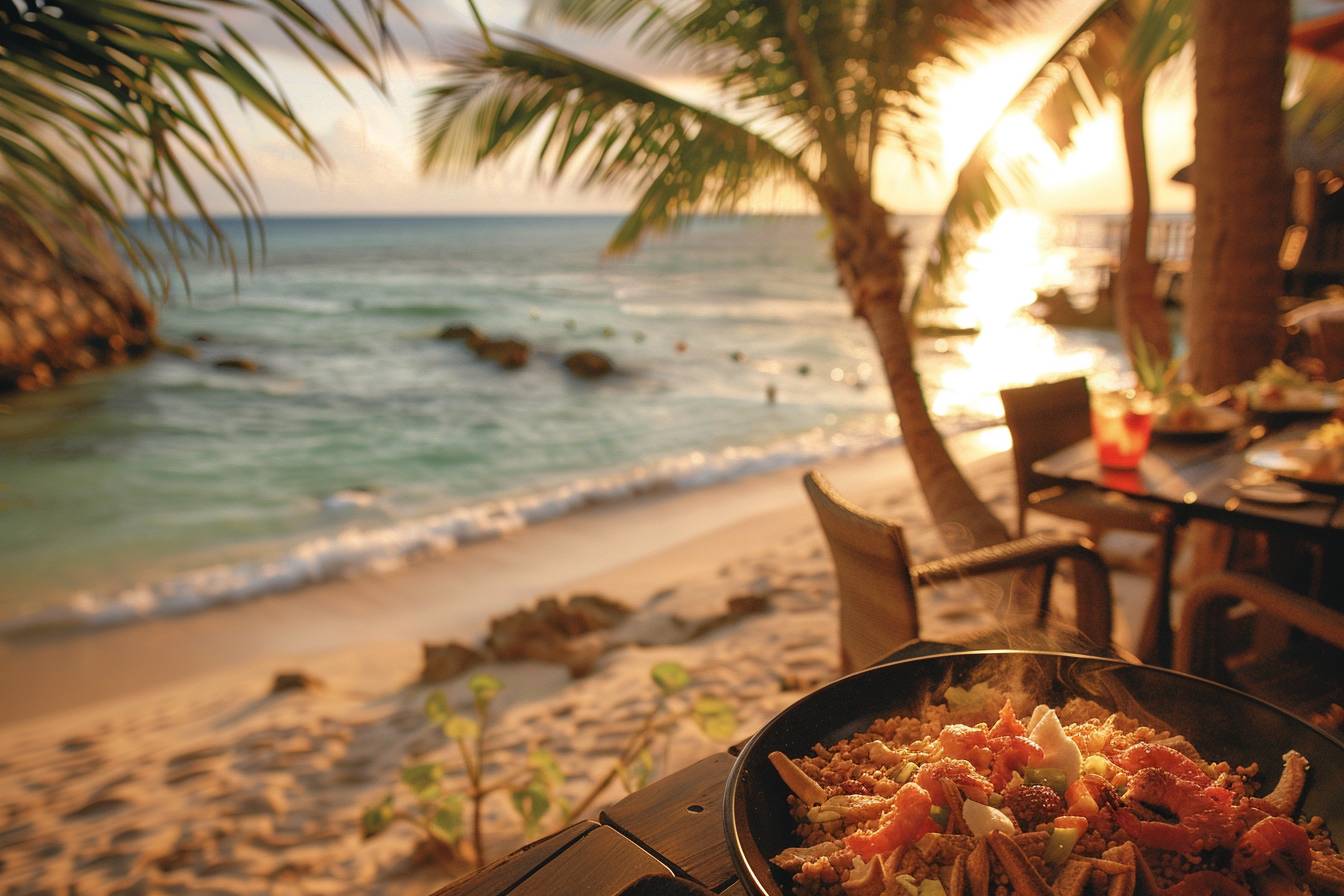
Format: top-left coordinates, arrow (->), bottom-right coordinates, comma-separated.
911,534 -> 1106,586
911,534 -> 1114,650
1175,572 -> 1344,676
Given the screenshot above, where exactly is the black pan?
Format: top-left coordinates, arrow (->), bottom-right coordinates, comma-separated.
724,650 -> 1344,896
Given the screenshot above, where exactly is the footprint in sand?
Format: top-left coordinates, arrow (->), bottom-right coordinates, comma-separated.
64,797 -> 131,821
165,766 -> 215,787
167,745 -> 228,768
59,735 -> 97,752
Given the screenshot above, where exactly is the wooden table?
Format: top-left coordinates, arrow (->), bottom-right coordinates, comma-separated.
430,640 -> 1030,896
1033,420 -> 1344,538
1033,419 -> 1344,664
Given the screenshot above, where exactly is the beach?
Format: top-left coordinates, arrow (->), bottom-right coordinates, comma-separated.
0,426 -> 1159,895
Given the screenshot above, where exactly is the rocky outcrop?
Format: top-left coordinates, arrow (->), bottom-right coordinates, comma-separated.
486,593 -> 631,677
0,208 -> 156,393
419,641 -> 485,683
213,357 -> 262,373
562,350 -> 614,378
438,323 -> 530,371
471,337 -> 529,370
437,324 -> 481,342
269,671 -> 322,694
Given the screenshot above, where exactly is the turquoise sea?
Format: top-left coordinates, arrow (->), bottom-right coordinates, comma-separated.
0,213 -> 1151,630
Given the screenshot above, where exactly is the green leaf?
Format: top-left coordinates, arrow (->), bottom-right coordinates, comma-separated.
427,794 -> 466,844
468,673 -> 503,712
692,695 -> 738,741
617,748 -> 654,793
510,783 -> 551,837
650,661 -> 690,696
443,714 -> 481,742
0,0 -> 411,299
528,748 -> 566,790
424,691 -> 450,724
360,794 -> 395,839
400,762 -> 444,801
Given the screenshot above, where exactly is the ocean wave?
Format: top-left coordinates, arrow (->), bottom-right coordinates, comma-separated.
0,417 -> 983,637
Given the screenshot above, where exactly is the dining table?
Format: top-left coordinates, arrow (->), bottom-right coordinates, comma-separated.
1031,414 -> 1344,664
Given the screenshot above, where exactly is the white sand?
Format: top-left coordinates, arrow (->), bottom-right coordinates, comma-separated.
0,428 -> 1157,895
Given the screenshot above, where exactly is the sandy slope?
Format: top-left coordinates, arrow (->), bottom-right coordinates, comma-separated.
0,428 -> 1153,895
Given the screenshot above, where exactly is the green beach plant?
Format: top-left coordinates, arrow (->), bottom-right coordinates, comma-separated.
415,0 -> 1067,551
0,0 -> 411,297
361,662 -> 737,871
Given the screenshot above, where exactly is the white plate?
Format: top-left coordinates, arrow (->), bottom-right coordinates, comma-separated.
1229,480 -> 1314,505
1248,389 -> 1342,414
1153,405 -> 1243,436
1245,441 -> 1344,492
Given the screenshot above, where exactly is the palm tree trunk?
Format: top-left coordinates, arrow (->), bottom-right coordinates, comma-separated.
1117,83 -> 1169,363
0,208 -> 156,392
1185,0 -> 1290,392
827,191 -> 1010,551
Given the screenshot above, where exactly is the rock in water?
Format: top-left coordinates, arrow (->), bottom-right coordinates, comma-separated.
419,641 -> 485,683
437,323 -> 481,342
473,338 -> 529,370
213,357 -> 262,373
562,350 -> 614,379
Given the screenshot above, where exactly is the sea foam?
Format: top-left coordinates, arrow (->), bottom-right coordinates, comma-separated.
1,419 -> 988,636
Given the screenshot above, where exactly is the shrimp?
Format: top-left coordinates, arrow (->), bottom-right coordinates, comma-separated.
1232,817 -> 1311,877
1113,743 -> 1211,785
989,698 -> 1026,739
987,735 -> 1043,790
1242,751 -> 1309,818
940,724 -> 993,768
844,782 -> 938,860
1116,767 -> 1240,853
916,758 -> 993,807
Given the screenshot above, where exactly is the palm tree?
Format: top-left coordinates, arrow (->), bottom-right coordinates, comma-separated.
417,0 -> 1065,550
0,0 -> 409,388
1185,0 -> 1290,392
920,0 -> 1189,364
922,0 -> 1343,372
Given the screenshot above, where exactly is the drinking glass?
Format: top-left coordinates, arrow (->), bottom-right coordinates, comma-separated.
1090,390 -> 1153,470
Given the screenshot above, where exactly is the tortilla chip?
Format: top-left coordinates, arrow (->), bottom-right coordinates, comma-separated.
967,839 -> 990,896
1101,844 -> 1136,896
941,778 -> 971,835
1012,831 -> 1050,858
986,830 -> 1054,896
946,851 -> 968,896
1052,860 -> 1092,896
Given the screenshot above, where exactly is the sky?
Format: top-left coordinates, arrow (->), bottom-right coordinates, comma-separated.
201,0 -> 1337,218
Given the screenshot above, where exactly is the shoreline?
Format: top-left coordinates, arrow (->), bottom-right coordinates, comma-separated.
0,427 -> 1011,727
2,414 -> 951,638
0,427 -> 1163,896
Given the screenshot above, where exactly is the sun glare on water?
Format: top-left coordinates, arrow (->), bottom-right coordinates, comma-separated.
926,210 -> 1122,420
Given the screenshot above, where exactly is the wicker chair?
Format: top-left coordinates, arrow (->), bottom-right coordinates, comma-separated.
999,376 -> 1179,663
1175,572 -> 1344,720
803,470 -> 1116,673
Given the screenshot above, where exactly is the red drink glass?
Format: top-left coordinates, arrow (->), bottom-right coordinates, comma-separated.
1090,390 -> 1153,470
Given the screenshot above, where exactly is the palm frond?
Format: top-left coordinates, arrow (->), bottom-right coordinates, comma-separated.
0,0 -> 413,298
1285,55 -> 1344,171
915,0 -> 1192,312
418,31 -> 811,253
525,0 -> 1055,187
